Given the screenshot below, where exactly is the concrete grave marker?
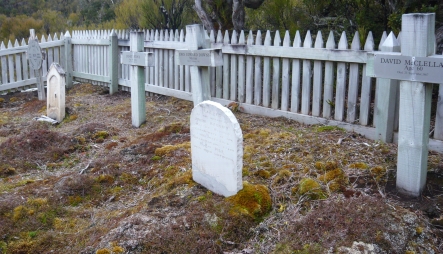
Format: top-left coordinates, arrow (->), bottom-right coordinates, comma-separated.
175,24 -> 222,105
190,100 -> 243,197
120,31 -> 154,128
46,63 -> 66,122
27,29 -> 46,101
366,13 -> 438,197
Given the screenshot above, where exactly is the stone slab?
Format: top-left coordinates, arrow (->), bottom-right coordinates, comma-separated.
27,39 -> 43,70
190,100 -> 243,197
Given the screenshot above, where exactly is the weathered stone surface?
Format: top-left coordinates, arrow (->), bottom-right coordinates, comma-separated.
46,63 -> 66,122
190,100 -> 243,197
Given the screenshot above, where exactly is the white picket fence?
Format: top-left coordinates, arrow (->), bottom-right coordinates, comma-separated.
0,33 -> 66,91
0,28 -> 442,152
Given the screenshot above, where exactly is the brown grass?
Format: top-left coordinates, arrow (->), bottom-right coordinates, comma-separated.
0,83 -> 441,253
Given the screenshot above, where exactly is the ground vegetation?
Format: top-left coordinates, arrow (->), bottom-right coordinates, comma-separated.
0,83 -> 442,253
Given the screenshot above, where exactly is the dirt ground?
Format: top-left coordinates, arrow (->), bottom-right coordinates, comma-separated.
0,83 -> 442,253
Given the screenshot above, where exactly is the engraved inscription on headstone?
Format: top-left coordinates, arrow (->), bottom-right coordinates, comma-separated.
190,101 -> 243,197
47,63 -> 66,122
27,39 -> 43,70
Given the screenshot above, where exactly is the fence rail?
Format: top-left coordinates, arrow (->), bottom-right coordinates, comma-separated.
0,28 -> 442,152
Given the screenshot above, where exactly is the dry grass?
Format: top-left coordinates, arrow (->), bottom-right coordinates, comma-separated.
0,83 -> 442,253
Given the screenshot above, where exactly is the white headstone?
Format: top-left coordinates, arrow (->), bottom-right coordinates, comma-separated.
46,63 -> 66,122
190,101 -> 243,197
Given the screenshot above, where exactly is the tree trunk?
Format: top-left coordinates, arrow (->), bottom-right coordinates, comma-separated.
232,0 -> 245,31
193,0 -> 214,31
437,25 -> 443,54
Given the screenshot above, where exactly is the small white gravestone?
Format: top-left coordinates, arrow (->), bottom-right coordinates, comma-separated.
46,63 -> 66,122
190,101 -> 243,197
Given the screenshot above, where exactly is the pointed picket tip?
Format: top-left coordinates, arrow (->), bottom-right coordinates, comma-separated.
303,30 -> 312,48
239,30 -> 245,44
54,33 -> 59,40
314,30 -> 323,48
216,30 -> 223,43
154,30 -> 159,40
0,41 -> 5,49
223,30 -> 230,44
247,30 -> 253,45
179,29 -> 184,42
231,30 -> 238,44
283,31 -> 290,47
397,31 -> 402,46
209,30 -> 215,43
264,30 -> 271,46
21,38 -> 27,46
255,30 -> 262,45
338,31 -> 348,49
273,30 -> 281,46
174,29 -> 179,41
293,30 -> 302,47
7,40 -> 12,48
351,31 -> 360,50
381,31 -> 400,52
170,30 -> 174,41
48,34 -> 53,42
326,31 -> 335,49
378,31 -> 387,50
364,31 -> 374,51
41,34 -> 47,43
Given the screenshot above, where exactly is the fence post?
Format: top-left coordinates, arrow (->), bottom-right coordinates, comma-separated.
374,32 -> 400,142
64,31 -> 73,88
434,84 -> 443,140
109,30 -> 118,94
396,13 -> 435,196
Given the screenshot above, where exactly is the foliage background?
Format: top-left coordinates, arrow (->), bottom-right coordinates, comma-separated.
0,0 -> 441,45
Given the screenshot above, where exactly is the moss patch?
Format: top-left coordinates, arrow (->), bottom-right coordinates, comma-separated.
226,182 -> 272,221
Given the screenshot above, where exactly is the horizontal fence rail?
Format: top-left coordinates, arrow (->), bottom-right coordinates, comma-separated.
0,28 -> 442,152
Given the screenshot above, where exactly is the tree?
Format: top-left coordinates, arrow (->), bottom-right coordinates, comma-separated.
115,0 -> 145,29
140,0 -> 195,30
193,0 -> 266,31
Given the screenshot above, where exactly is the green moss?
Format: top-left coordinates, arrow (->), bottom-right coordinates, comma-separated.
349,162 -> 369,169
93,131 -> 109,140
151,155 -> 161,161
318,168 -> 348,192
296,178 -> 327,200
227,181 -> 272,221
154,142 -> 190,157
370,166 -> 386,181
314,125 -> 345,132
273,169 -> 292,185
96,174 -> 115,184
255,169 -> 271,179
159,122 -> 185,133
